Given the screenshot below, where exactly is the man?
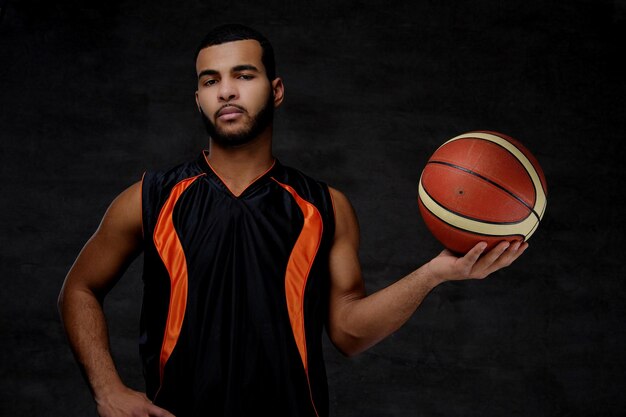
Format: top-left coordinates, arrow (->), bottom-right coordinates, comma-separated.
58,23 -> 528,417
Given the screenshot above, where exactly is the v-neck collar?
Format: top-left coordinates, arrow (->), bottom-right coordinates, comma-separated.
198,150 -> 280,198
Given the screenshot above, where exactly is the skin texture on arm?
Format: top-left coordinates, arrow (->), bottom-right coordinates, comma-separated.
326,187 -> 528,357
58,181 -> 175,417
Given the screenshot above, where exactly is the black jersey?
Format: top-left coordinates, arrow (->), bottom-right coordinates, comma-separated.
140,151 -> 336,417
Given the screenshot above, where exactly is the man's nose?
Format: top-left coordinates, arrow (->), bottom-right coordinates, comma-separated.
218,79 -> 238,102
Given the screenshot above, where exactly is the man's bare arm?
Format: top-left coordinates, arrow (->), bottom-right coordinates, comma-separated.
58,181 -> 174,417
326,186 -> 528,357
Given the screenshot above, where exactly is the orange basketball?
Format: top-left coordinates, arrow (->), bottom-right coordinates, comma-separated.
417,130 -> 548,254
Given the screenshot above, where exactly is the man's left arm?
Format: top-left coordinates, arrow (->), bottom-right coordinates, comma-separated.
325,186 -> 527,357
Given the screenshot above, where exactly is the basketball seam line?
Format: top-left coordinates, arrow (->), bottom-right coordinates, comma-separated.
427,160 -> 542,223
442,134 -> 547,219
419,185 -> 531,227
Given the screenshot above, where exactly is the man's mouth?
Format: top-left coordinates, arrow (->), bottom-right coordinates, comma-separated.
216,105 -> 245,119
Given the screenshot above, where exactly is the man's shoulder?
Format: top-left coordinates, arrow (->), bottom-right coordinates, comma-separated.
143,155 -> 204,186
277,161 -> 330,188
274,160 -> 338,216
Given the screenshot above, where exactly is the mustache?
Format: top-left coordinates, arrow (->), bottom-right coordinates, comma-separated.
214,104 -> 247,118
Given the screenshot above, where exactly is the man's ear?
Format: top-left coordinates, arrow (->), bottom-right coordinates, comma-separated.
195,91 -> 202,112
271,77 -> 285,108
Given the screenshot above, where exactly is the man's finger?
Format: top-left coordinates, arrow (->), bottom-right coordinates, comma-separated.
481,241 -> 529,276
477,241 -> 511,267
462,242 -> 488,266
496,241 -> 528,266
467,241 -> 510,278
148,404 -> 176,417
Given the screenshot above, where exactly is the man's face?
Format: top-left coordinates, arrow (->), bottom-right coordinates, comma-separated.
195,39 -> 282,147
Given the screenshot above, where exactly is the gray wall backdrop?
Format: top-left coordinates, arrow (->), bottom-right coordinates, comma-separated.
1,0 -> 625,416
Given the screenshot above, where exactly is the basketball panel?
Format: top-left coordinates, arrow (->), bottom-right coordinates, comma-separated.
472,130 -> 548,195
421,162 -> 532,223
430,138 -> 537,208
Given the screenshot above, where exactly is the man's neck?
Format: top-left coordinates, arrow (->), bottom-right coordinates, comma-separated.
205,133 -> 275,197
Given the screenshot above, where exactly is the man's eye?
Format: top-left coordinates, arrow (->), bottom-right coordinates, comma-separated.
238,74 -> 253,80
204,79 -> 218,86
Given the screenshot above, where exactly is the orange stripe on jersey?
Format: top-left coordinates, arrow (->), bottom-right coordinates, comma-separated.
272,178 -> 323,370
153,174 -> 204,386
272,178 -> 323,416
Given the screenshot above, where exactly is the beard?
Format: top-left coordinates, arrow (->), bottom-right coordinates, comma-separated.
199,92 -> 275,148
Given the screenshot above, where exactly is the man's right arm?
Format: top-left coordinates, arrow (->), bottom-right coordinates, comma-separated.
58,181 -> 174,417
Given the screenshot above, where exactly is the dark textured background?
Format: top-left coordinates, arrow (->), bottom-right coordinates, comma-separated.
1,0 -> 625,416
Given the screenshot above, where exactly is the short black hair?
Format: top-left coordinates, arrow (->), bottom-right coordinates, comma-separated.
195,23 -> 276,81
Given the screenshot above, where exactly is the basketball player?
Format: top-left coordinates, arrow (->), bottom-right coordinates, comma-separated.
58,23 -> 528,417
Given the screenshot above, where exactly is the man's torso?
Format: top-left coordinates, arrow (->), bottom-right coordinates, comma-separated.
140,151 -> 335,417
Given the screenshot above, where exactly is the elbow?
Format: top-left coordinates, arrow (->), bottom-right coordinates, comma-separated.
57,284 -> 69,319
327,312 -> 379,357
338,347 -> 364,359
336,341 -> 370,358
328,330 -> 372,358
56,280 -> 101,320
57,285 -> 65,313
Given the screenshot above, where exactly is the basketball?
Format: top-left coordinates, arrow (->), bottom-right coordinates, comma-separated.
417,130 -> 548,254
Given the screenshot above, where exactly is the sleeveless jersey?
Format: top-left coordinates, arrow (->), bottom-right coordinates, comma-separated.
140,151 -> 336,417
